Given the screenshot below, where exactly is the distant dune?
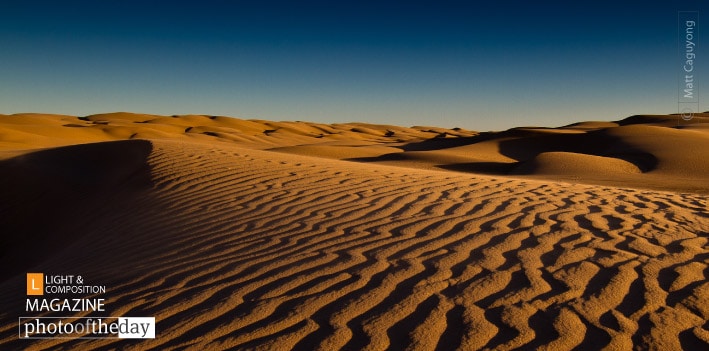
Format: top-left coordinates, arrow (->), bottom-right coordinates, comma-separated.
1,112 -> 708,193
0,112 -> 707,350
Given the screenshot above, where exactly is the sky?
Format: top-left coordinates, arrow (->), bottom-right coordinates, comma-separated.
0,0 -> 706,131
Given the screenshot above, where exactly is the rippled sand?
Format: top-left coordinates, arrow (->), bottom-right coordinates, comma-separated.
1,113 -> 707,350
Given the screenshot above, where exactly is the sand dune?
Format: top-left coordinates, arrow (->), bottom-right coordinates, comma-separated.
0,113 -> 708,350
3,112 -> 708,192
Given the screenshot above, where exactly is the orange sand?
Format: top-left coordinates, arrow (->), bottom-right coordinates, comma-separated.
0,112 -> 707,350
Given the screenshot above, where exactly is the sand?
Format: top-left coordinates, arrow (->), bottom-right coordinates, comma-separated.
0,112 -> 707,350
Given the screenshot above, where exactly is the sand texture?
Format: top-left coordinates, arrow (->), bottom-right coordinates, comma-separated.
0,113 -> 708,350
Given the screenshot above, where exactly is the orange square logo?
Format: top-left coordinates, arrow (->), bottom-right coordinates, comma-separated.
26,273 -> 43,295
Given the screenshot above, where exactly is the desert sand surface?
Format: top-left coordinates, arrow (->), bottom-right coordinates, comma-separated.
0,112 -> 708,350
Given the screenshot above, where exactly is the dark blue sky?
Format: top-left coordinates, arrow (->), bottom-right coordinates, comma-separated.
0,0 -> 705,130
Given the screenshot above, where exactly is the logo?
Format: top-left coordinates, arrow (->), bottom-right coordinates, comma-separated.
20,317 -> 156,339
26,273 -> 43,296
20,272 -> 157,340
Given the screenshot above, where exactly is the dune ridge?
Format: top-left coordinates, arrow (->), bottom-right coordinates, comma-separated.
2,112 -> 708,193
0,135 -> 707,350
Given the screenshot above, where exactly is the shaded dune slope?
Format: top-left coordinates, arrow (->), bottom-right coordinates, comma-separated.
1,139 -> 707,350
0,140 -> 153,280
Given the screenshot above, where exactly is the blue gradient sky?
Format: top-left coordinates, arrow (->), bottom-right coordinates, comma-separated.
0,0 -> 705,130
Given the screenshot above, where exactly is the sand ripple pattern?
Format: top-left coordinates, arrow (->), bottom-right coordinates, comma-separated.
4,140 -> 708,350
